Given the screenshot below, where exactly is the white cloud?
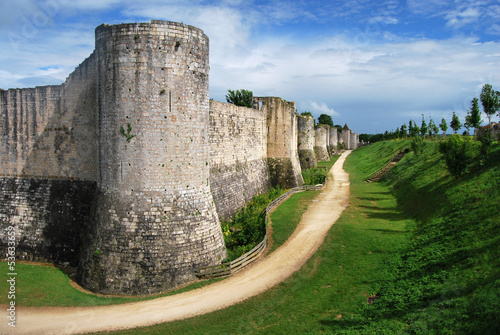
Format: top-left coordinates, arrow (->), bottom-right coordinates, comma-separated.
445,6 -> 482,28
306,101 -> 340,118
487,24 -> 500,35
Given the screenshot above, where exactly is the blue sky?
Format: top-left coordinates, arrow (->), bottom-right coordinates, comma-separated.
1,0 -> 499,134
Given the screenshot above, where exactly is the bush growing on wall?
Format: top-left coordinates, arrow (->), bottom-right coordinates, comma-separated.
225,89 -> 253,108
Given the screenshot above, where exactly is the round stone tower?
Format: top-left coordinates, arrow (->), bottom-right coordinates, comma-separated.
328,127 -> 338,155
78,21 -> 226,295
314,125 -> 330,162
297,115 -> 317,170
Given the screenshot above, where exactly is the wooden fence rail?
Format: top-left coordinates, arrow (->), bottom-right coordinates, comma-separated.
195,184 -> 325,278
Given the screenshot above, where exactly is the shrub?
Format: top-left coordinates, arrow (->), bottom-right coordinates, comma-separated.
439,134 -> 481,178
302,167 -> 327,185
410,137 -> 424,155
221,187 -> 284,261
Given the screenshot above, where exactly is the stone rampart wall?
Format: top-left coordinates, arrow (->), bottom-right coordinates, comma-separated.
0,52 -> 98,267
208,100 -> 270,220
0,53 -> 98,180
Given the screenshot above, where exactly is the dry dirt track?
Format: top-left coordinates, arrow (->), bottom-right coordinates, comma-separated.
1,150 -> 351,335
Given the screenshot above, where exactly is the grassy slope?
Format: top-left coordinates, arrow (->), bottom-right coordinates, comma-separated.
368,140 -> 500,334
0,261 -> 223,306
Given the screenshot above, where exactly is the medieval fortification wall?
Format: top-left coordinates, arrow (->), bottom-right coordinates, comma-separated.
0,20 -> 358,295
208,100 -> 270,220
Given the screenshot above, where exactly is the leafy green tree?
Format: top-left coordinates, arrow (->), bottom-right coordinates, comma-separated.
317,114 -> 334,127
466,97 -> 482,131
479,84 -> 500,125
409,120 -> 420,137
226,89 -> 253,108
428,117 -> 438,137
439,118 -> 448,136
450,112 -> 462,134
420,114 -> 428,137
400,124 -> 408,137
464,111 -> 472,136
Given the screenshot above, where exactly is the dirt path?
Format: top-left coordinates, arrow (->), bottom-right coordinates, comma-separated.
2,151 -> 351,335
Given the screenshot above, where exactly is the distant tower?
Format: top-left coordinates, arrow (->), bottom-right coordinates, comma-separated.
342,124 -> 352,150
329,127 -> 338,155
297,115 -> 317,170
314,125 -> 330,162
254,97 -> 303,189
78,21 -> 226,295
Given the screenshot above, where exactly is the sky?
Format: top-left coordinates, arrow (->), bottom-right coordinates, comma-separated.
1,0 -> 499,134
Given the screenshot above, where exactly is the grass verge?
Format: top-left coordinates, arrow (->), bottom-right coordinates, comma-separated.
268,190 -> 321,253
0,261 -> 222,307
302,155 -> 340,185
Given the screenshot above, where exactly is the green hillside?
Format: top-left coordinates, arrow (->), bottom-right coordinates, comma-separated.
360,140 -> 500,334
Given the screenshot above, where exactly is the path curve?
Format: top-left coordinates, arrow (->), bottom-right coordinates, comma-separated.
2,151 -> 351,335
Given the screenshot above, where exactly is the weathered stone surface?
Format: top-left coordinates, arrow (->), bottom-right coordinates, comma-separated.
0,177 -> 96,266
208,101 -> 270,220
254,97 -> 303,189
315,125 -> 330,162
76,21 -> 225,295
0,21 -> 226,296
297,115 -> 317,170
328,127 -> 338,155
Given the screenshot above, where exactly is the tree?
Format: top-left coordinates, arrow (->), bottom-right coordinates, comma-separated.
428,117 -> 438,137
420,114 -> 428,138
464,111 -> 472,136
467,98 -> 482,131
394,127 -> 401,139
400,124 -> 408,137
479,84 -> 500,125
450,112 -> 462,134
409,120 -> 420,137
439,134 -> 481,178
226,89 -> 253,108
317,114 -> 334,127
439,118 -> 448,136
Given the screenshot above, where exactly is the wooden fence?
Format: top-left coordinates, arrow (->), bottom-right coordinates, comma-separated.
195,184 -> 325,278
